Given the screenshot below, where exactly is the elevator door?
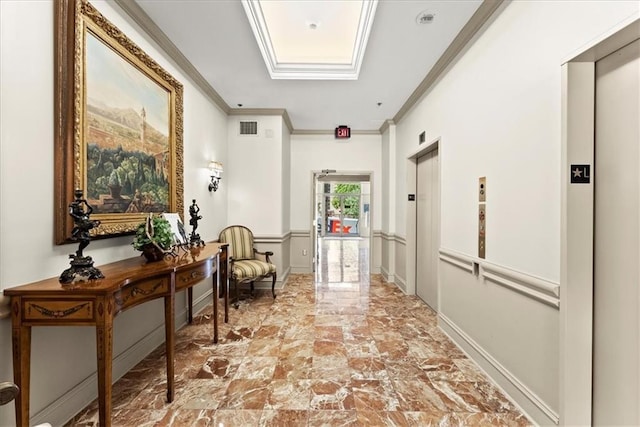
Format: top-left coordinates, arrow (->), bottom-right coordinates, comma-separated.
416,148 -> 439,310
593,38 -> 640,425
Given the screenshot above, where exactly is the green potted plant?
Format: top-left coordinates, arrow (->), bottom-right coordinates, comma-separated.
132,215 -> 174,262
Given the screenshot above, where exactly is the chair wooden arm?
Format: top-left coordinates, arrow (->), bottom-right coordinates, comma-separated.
253,249 -> 274,263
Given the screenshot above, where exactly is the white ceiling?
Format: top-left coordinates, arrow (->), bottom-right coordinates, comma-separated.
132,0 -> 484,132
257,0 -> 364,64
242,0 -> 378,80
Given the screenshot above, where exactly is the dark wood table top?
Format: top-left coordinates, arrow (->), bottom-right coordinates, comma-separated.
4,243 -> 226,296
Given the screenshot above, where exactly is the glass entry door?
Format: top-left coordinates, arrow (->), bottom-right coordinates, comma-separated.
326,195 -> 360,237
313,178 -> 370,272
317,183 -> 361,238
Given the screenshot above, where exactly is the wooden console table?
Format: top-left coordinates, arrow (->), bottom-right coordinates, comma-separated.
5,243 -> 228,427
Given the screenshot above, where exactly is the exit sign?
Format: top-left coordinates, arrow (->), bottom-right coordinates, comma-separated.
334,125 -> 351,139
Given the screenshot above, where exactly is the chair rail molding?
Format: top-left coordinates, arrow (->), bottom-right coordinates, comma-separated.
438,248 -> 560,308
481,262 -> 560,309
253,231 -> 291,244
439,248 -> 474,273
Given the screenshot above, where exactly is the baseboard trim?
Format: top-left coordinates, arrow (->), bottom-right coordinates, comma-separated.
31,284 -> 219,426
32,320 -> 169,426
439,313 -> 559,426
188,288 -> 213,317
394,274 -> 407,293
380,266 -> 395,284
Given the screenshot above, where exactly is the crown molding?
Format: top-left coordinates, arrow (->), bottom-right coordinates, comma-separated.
114,0 -> 503,133
379,119 -> 395,134
393,0 -> 505,124
113,0 -> 230,114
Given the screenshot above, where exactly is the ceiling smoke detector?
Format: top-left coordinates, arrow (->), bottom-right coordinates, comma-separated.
416,11 -> 435,25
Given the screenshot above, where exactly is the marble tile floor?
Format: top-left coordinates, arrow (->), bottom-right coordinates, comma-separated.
67,240 -> 532,426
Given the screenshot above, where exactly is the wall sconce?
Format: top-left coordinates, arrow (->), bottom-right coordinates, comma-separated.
208,161 -> 223,192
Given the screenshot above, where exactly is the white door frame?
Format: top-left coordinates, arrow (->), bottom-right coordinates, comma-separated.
310,170 -> 374,272
560,15 -> 639,426
406,137 -> 440,297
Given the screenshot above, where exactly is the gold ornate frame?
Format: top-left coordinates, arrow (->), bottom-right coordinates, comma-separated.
54,0 -> 183,244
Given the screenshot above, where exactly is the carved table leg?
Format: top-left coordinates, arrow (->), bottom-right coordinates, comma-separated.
11,297 -> 30,427
213,258 -> 219,344
96,320 -> 113,427
164,292 -> 175,402
187,287 -> 193,324
223,259 -> 229,324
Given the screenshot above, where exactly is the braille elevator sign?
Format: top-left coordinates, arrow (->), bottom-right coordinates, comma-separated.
571,164 -> 590,184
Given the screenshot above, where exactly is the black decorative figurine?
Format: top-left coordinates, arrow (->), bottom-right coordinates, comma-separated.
60,189 -> 105,284
188,199 -> 205,247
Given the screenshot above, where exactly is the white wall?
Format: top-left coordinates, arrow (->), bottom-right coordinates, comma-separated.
0,1 -> 228,425
396,0 -> 638,281
280,125 -> 292,277
281,126 -> 291,233
289,133 -> 382,274
381,126 -> 394,233
380,124 -> 397,281
227,115 -> 284,236
393,1 -> 639,424
290,134 -> 382,232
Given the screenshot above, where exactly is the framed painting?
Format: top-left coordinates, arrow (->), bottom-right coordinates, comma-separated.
54,0 -> 183,244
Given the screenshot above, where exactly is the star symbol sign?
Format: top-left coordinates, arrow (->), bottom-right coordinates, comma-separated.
573,168 -> 582,178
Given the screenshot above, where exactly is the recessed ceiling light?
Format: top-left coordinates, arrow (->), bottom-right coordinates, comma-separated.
416,11 -> 435,25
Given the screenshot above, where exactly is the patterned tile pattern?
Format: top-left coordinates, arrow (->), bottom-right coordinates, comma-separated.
66,239 -> 531,426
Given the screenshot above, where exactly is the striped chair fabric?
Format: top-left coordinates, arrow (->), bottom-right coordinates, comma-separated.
219,226 -> 254,260
232,259 -> 276,280
218,225 -> 277,306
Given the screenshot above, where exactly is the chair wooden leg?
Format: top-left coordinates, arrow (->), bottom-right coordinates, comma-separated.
233,281 -> 240,309
250,281 -> 255,296
272,273 -> 277,299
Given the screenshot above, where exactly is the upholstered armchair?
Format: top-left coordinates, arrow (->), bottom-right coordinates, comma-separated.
218,225 -> 277,306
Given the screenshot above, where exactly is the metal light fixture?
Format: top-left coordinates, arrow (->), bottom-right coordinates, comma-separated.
208,161 -> 223,192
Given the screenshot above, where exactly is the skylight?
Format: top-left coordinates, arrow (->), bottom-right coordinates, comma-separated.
242,0 -> 378,80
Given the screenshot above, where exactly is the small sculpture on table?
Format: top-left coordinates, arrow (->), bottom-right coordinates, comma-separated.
188,199 -> 205,247
60,189 -> 104,284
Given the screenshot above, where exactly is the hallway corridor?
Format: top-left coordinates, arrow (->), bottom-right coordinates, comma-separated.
67,239 -> 530,426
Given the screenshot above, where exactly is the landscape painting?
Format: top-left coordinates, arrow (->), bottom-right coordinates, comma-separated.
85,31 -> 170,215
54,0 -> 183,244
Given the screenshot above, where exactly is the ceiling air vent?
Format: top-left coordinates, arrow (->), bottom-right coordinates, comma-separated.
239,121 -> 258,135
